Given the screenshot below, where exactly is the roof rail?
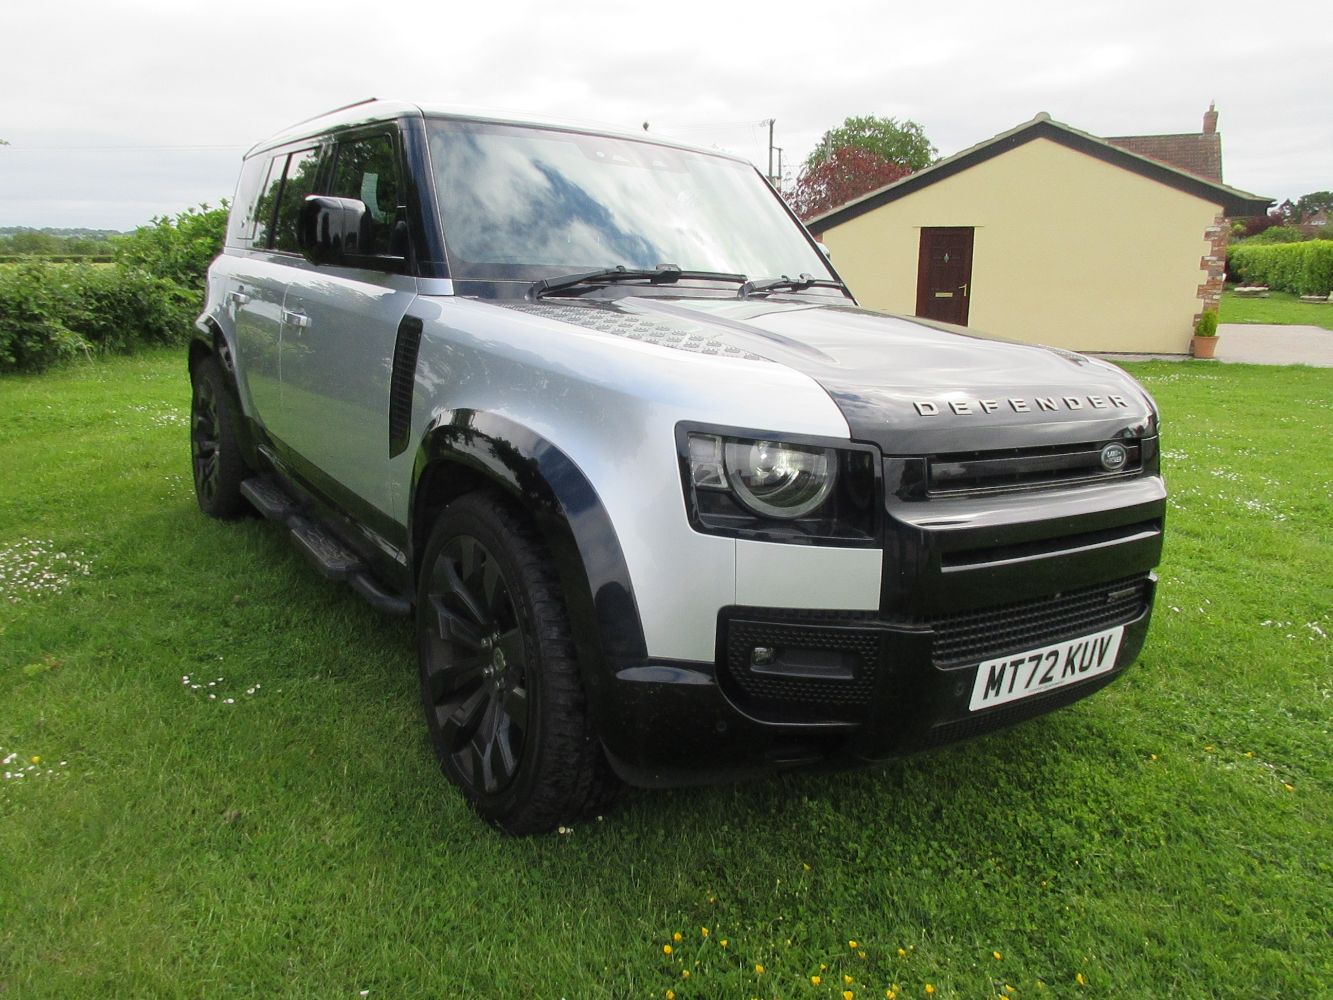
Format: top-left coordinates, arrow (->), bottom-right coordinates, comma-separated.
285,97 -> 380,130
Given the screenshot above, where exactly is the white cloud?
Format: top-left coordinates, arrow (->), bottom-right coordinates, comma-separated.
1,0 -> 1327,228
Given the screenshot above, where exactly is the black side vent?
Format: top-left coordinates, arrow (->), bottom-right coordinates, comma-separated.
388,316 -> 423,457
927,440 -> 1142,496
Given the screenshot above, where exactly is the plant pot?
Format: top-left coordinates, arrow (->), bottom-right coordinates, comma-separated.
1191,335 -> 1218,359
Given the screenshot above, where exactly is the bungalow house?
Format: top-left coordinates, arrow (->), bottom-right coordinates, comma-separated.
807,108 -> 1271,354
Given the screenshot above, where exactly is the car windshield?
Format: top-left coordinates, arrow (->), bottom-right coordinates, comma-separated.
426,118 -> 835,285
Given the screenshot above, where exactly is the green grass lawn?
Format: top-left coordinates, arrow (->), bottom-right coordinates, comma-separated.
1,350 -> 1329,999
1220,288 -> 1333,330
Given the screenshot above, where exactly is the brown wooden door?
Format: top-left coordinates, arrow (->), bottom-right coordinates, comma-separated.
915,227 -> 974,326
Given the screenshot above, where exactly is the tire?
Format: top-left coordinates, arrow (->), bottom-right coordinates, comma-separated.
415,492 -> 619,834
190,354 -> 249,518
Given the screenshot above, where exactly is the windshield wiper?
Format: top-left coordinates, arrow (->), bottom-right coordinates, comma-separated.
738,273 -> 849,298
530,264 -> 747,300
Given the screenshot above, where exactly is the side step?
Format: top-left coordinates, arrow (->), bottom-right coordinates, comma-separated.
241,476 -> 299,522
239,475 -> 411,617
290,517 -> 361,580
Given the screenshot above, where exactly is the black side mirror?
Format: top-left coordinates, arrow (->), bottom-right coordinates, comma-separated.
298,195 -> 370,266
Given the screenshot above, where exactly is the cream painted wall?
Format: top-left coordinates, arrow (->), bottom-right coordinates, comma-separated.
816,138 -> 1222,354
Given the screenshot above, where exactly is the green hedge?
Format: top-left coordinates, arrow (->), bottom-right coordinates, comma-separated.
1229,239 -> 1333,296
0,205 -> 226,374
0,261 -> 196,373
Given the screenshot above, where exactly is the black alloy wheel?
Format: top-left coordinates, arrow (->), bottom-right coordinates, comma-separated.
190,355 -> 247,518
421,532 -> 530,795
415,493 -> 618,833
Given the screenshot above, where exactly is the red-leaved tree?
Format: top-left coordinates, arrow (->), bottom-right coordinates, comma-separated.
784,146 -> 913,223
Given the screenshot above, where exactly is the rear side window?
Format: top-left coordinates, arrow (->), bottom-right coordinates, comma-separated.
228,156 -> 275,248
270,147 -> 323,253
328,133 -> 405,257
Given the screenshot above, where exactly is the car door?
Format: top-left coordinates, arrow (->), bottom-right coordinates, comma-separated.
229,145 -> 323,431
277,128 -> 417,521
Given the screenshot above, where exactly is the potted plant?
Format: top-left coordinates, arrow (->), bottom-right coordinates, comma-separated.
1191,310 -> 1219,359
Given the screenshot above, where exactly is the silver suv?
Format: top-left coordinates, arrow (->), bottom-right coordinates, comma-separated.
192,99 -> 1165,833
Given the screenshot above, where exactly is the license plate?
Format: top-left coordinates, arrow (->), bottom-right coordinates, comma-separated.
969,626 -> 1125,711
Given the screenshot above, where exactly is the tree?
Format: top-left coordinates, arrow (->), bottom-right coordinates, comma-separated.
804,114 -> 936,174
785,145 -> 913,222
1294,191 -> 1333,221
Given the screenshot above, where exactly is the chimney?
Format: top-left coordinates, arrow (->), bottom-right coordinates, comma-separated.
1203,101 -> 1218,135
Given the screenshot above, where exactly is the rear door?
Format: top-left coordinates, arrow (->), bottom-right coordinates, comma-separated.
229,146 -> 323,428
915,227 -> 974,326
277,127 -> 417,520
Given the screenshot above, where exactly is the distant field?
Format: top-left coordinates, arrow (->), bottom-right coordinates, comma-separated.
1,350 -> 1329,998
1221,288 -> 1333,330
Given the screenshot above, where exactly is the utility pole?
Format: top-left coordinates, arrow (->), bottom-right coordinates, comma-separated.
774,147 -> 784,187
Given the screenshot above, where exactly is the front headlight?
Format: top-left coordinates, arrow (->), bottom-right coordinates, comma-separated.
689,434 -> 836,519
680,427 -> 878,544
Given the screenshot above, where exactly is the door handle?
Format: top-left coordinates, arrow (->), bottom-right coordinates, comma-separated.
959,283 -> 968,297
282,309 -> 310,329
228,289 -> 251,306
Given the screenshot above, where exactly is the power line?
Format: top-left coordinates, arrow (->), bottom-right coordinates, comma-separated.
1,144 -> 248,152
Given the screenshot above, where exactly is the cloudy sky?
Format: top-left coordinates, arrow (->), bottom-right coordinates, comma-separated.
1,0 -> 1328,231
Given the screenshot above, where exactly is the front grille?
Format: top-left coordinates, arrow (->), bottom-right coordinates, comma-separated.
722,618 -> 881,709
926,575 -> 1149,667
927,440 -> 1142,496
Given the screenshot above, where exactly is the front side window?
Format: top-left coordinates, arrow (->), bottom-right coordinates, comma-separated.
271,147 -> 322,253
328,133 -> 405,257
426,119 -> 832,283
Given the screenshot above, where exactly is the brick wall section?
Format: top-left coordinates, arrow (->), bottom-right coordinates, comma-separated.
1195,212 -> 1228,321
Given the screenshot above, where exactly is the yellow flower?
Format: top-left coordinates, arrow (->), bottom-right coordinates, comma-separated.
720,939 -> 729,949
897,948 -> 908,957
1150,753 -> 1158,761
701,927 -> 710,937
1005,987 -> 1016,995
925,986 -> 935,996
663,944 -> 673,955
755,964 -> 765,975
859,951 -> 868,960
803,862 -> 811,871
673,932 -> 683,942
812,976 -> 822,986
886,992 -> 897,1000
844,993 -> 855,1000
821,964 -> 828,971
849,940 -> 859,949
845,975 -> 855,985
681,970 -> 690,979
1284,783 -> 1295,792
30,755 -> 41,765
992,951 -> 1002,960
666,992 -> 675,1000
1076,973 -> 1087,987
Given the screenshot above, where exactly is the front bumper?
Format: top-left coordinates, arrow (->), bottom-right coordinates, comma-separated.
598,453 -> 1166,787
600,574 -> 1155,786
